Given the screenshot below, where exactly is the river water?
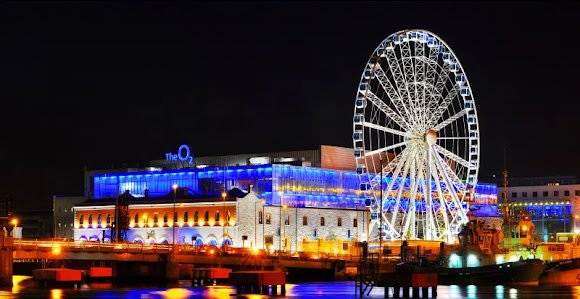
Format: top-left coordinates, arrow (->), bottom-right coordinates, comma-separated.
4,276 -> 579,298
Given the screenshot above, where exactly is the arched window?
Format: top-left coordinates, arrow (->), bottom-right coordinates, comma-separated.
226,210 -> 231,222
173,211 -> 178,223
204,211 -> 209,222
134,213 -> 139,224
97,214 -> 102,226
163,212 -> 168,223
88,214 -> 93,227
184,211 -> 189,222
79,215 -> 84,225
194,211 -> 199,222
106,214 -> 111,225
265,213 -> 272,225
153,213 -> 158,224
215,211 -> 220,222
258,211 -> 263,224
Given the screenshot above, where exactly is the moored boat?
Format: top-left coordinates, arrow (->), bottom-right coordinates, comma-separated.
539,258 -> 580,285
438,258 -> 545,286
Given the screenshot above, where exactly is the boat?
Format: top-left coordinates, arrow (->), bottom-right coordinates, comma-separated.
539,258 -> 580,285
439,258 -> 545,286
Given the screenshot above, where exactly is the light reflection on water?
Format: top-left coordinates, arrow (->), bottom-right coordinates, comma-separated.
5,276 -> 580,298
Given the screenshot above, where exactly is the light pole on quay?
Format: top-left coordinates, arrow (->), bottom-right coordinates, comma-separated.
172,184 -> 178,248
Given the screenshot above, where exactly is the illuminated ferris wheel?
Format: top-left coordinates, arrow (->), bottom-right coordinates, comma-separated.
352,29 -> 480,243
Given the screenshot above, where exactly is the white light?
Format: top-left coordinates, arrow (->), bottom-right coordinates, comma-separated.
249,157 -> 270,165
467,254 -> 479,267
495,255 -> 505,265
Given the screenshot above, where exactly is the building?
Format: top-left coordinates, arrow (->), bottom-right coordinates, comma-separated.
18,210 -> 53,238
496,176 -> 579,242
71,144 -> 498,253
53,196 -> 86,239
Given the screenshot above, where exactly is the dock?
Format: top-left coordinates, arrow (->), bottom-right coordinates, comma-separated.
229,270 -> 286,295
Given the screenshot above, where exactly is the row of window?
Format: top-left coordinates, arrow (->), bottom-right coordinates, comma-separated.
79,214 -> 111,225
511,190 -> 580,198
257,211 -> 357,227
133,211 -> 230,224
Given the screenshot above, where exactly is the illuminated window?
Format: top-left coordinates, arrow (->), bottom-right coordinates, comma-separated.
204,211 -> 209,222
302,216 -> 308,226
134,213 -> 139,224
543,191 -> 548,197
337,217 -> 342,227
554,191 -> 559,196
194,211 -> 198,222
565,190 -> 570,196
533,192 -> 538,198
511,192 -> 517,198
79,215 -> 84,225
353,218 -> 358,228
285,215 -> 290,225
163,212 -> 168,223
215,211 -> 220,222
522,192 -> 527,198
576,190 -> 580,196
258,211 -> 263,224
97,214 -> 102,225
106,214 -> 111,224
173,211 -> 178,223
226,210 -> 230,222
320,217 -> 325,226
266,213 -> 272,224
88,214 -> 93,226
184,211 -> 189,223
153,213 -> 158,224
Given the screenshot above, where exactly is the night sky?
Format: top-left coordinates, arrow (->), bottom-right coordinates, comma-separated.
1,2 -> 579,212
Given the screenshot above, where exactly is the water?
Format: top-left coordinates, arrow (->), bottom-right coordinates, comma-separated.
3,276 -> 579,298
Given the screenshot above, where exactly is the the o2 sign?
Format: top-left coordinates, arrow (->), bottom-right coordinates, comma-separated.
165,144 -> 194,165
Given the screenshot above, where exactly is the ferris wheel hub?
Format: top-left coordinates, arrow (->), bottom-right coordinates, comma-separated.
425,129 -> 437,145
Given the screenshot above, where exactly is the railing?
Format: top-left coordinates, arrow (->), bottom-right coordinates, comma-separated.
13,239 -> 171,254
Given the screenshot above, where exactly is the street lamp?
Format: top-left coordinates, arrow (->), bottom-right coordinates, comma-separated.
172,184 -> 178,247
222,191 -> 227,249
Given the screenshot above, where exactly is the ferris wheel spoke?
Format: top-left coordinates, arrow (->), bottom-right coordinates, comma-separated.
385,47 -> 420,129
432,144 -> 475,169
364,90 -> 411,130
373,65 -> 414,122
364,141 -> 408,158
437,137 -> 470,140
363,122 -> 412,138
431,155 -> 452,242
368,148 -> 409,188
389,152 -> 411,238
433,107 -> 469,132
401,41 -> 421,126
413,41 -> 428,129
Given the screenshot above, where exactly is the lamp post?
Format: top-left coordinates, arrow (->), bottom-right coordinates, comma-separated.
172,184 -> 178,248
222,191 -> 227,248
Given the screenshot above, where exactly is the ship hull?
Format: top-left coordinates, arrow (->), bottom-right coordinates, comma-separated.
438,259 -> 545,286
539,258 -> 580,285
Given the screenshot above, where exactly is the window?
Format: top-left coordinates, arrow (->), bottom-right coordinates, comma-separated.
554,191 -> 559,196
565,190 -> 570,196
576,190 -> 580,196
194,211 -> 198,222
153,213 -> 158,224
314,229 -> 317,239
184,211 -> 189,223
353,218 -> 358,228
106,214 -> 111,224
543,191 -> 548,197
265,213 -> 272,224
320,217 -> 325,226
97,214 -> 102,225
302,216 -> 308,226
215,211 -> 220,222
204,211 -> 209,222
337,217 -> 342,227
79,215 -> 84,225
533,192 -> 538,198
511,192 -> 517,198
226,210 -> 231,222
164,212 -> 168,223
522,192 -> 527,198
258,211 -> 263,224
285,215 -> 290,225
134,213 -> 139,224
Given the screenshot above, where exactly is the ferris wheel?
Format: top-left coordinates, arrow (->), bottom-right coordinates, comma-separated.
352,29 -> 480,243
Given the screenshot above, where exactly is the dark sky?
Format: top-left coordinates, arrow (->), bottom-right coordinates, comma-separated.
1,2 -> 579,211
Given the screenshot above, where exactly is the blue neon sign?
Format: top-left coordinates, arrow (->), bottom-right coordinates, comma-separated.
165,144 -> 194,164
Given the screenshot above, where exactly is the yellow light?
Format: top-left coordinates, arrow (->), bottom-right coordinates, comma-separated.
221,192 -> 227,198
198,220 -> 204,226
168,223 -> 174,227
172,184 -> 178,190
148,223 -> 154,228
10,219 -> 18,226
74,223 -> 79,229
283,204 -> 287,209
179,222 -> 184,227
82,223 -> 88,229
52,246 -> 61,255
522,225 -> 528,232
209,249 -> 215,255
219,221 -> 224,226
129,223 -> 135,228
575,215 -> 579,219
50,289 -> 63,299
138,223 -> 144,228
229,220 -> 236,226
188,221 -> 193,227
